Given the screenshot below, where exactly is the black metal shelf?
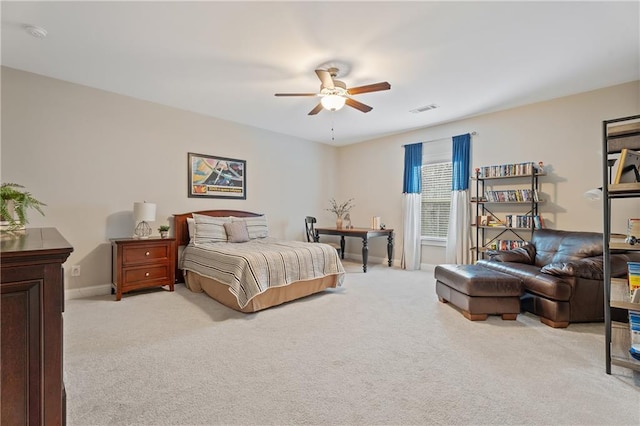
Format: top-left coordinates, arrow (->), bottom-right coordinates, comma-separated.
473,163 -> 543,261
602,113 -> 640,375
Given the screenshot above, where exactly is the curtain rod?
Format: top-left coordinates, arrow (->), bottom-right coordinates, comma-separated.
402,131 -> 477,147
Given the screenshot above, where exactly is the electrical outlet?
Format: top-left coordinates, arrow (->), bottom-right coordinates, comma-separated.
71,265 -> 81,276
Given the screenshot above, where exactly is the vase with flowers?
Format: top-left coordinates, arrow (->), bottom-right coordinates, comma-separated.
326,198 -> 355,229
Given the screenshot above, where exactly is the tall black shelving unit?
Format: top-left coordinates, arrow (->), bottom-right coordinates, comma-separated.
472,163 -> 544,261
602,114 -> 640,375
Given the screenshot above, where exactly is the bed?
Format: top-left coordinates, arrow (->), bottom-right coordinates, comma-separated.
173,210 -> 345,312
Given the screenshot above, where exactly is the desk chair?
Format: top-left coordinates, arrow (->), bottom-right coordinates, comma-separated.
305,216 -> 342,256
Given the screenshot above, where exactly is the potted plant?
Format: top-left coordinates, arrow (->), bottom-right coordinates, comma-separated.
0,183 -> 46,231
158,225 -> 170,238
326,198 -> 355,229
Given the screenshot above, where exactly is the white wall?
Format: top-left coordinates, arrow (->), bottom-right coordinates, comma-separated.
336,81 -> 640,266
3,67 -> 639,289
1,67 -> 339,291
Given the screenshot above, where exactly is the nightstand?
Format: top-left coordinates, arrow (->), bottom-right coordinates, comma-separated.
111,237 -> 175,301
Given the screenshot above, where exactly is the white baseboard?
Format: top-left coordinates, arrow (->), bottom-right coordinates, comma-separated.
65,284 -> 112,300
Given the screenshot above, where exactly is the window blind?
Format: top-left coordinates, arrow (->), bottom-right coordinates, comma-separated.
421,162 -> 452,238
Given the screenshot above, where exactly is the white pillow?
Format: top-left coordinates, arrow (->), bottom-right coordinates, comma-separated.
232,215 -> 268,239
192,214 -> 231,245
186,217 -> 195,240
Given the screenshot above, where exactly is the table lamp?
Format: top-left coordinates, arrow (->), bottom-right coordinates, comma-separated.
133,201 -> 156,239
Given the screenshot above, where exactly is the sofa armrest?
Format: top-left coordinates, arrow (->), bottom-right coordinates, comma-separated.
486,243 -> 536,264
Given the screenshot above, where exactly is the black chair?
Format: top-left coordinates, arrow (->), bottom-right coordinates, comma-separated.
305,216 -> 341,256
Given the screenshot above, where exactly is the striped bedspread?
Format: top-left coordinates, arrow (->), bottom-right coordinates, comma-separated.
180,238 -> 345,308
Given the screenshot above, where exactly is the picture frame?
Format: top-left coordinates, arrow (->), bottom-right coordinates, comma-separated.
188,152 -> 246,199
613,148 -> 640,184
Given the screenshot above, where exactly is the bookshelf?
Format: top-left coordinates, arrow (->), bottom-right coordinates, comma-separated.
602,114 -> 640,375
472,161 -> 545,261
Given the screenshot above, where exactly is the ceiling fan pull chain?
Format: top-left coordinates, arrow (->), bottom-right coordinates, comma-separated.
331,119 -> 336,141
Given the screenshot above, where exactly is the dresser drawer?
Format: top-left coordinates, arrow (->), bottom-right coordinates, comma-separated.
122,244 -> 170,265
122,264 -> 171,286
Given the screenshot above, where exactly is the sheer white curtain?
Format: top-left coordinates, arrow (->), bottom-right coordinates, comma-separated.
446,133 -> 472,264
401,193 -> 421,270
401,143 -> 422,270
446,191 -> 471,263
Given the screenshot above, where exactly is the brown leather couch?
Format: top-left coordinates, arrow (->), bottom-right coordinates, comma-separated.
477,229 -> 634,328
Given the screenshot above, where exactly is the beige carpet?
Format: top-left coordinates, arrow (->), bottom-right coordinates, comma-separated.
64,261 -> 640,425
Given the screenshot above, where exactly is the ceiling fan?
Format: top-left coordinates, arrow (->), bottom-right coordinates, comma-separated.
275,67 -> 391,115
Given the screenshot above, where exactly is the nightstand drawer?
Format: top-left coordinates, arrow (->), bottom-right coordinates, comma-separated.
122,244 -> 170,265
122,264 -> 171,285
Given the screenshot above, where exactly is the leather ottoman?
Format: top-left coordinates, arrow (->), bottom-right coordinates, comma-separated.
434,264 -> 523,321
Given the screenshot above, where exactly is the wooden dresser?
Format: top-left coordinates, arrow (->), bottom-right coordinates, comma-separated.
1,227 -> 73,425
111,237 -> 175,301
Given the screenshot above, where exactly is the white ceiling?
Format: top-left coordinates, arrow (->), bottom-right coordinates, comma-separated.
2,1 -> 639,146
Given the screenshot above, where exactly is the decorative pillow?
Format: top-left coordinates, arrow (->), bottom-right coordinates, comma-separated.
192,214 -> 231,245
232,215 -> 268,239
224,221 -> 250,243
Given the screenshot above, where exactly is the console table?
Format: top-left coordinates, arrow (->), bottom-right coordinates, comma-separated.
314,227 -> 394,272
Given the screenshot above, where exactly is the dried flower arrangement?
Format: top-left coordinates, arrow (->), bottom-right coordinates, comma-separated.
326,198 -> 355,219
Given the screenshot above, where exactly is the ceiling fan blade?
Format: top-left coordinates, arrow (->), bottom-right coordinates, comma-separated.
315,69 -> 334,90
347,82 -> 391,95
274,93 -> 318,97
345,97 -> 373,113
308,103 -> 324,115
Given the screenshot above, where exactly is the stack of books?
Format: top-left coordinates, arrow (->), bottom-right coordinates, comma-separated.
626,262 -> 640,360
628,262 -> 640,293
484,189 -> 539,202
630,310 -> 640,361
477,162 -> 538,178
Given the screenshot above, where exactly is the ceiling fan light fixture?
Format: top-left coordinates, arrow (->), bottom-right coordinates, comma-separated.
320,94 -> 346,111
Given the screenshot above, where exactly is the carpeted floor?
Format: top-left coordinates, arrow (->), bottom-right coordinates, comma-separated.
64,261 -> 640,425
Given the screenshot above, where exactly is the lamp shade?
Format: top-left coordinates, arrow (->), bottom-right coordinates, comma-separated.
321,94 -> 346,111
133,202 -> 156,222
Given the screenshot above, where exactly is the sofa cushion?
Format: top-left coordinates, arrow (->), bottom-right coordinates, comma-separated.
434,264 -> 522,297
541,257 -> 605,280
531,229 -> 603,267
477,260 -> 573,301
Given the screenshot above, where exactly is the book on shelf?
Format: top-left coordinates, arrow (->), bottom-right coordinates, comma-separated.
488,239 -> 528,251
483,189 -> 539,202
628,262 -> 640,292
477,162 -> 540,178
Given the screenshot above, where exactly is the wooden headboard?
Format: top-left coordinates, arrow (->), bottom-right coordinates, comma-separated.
172,210 -> 262,283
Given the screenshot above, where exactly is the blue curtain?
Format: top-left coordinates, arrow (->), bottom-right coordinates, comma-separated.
452,133 -> 470,190
403,143 -> 423,193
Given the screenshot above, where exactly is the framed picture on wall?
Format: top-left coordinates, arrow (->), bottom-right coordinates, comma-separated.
188,152 -> 246,199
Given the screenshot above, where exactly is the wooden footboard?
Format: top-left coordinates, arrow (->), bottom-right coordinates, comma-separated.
184,270 -> 340,312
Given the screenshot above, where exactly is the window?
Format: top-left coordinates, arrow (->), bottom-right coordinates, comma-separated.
421,162 -> 452,239
420,138 -> 453,242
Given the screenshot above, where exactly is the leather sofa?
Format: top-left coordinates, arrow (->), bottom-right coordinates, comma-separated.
477,229 -> 634,328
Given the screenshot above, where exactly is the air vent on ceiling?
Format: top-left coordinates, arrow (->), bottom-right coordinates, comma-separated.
410,104 -> 439,114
